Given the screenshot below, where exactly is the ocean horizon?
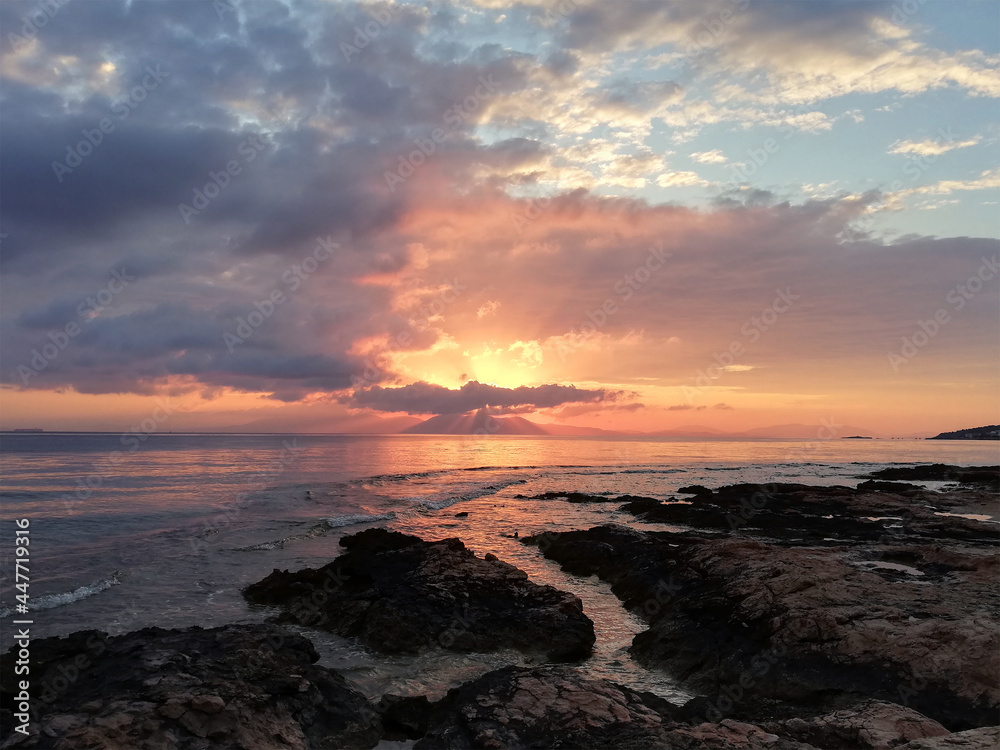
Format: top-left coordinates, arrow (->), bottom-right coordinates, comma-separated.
2,433 -> 996,709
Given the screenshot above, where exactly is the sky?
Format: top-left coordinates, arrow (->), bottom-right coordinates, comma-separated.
0,0 -> 998,437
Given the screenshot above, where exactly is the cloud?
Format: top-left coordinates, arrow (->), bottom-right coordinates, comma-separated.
691,149 -> 727,164
890,136 -> 982,156
348,380 -> 621,415
888,167 -> 1000,205
477,300 -> 501,318
0,0 -> 996,420
656,170 -> 709,188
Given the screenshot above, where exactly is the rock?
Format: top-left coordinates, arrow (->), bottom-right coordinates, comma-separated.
244,527 -> 595,661
527,522 -> 999,730
0,624 -> 381,749
92,712 -> 133,730
678,484 -> 714,498
864,465 -> 999,491
189,695 -> 225,714
763,700 -> 950,749
669,720 -> 814,749
375,694 -> 434,740
616,481 -> 998,546
899,726 -> 1000,748
42,715 -> 85,735
453,511 -> 468,517
414,665 -> 814,749
526,490 -> 618,503
856,480 -> 924,493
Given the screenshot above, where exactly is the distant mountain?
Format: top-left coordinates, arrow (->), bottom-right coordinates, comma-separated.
400,415 -> 879,438
648,425 -> 727,437
535,422 -> 624,436
404,410 -> 548,435
929,424 -> 1000,440
403,410 -> 614,436
729,423 -> 877,439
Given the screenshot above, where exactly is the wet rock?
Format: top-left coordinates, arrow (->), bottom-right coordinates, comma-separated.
525,490 -> 618,503
527,523 -> 999,731
898,726 -> 1000,748
762,700 -> 950,749
0,624 -> 381,749
864,465 -> 999,491
413,666 -> 815,749
244,527 -> 595,661
618,481 -> 999,545
856,480 -> 924,493
375,694 -> 433,740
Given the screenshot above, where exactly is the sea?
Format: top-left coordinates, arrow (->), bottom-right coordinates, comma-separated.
1,433 -> 997,706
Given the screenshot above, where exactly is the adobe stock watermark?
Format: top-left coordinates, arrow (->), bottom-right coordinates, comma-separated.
212,0 -> 238,21
888,255 -> 998,372
223,236 -> 338,353
556,241 -> 671,361
383,75 -> 499,191
890,0 -> 928,27
508,192 -> 557,234
13,268 -> 135,385
340,4 -> 394,61
52,65 -> 169,182
537,0 -> 582,25
726,418 -> 841,531
727,128 -> 796,186
685,0 -> 750,60
683,287 -> 799,402
60,398 -> 175,512
178,132 -> 271,224
191,437 -> 303,553
845,126 -> 965,242
6,0 -> 72,53
350,279 -> 466,389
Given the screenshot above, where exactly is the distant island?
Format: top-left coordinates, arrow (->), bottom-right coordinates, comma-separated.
929,424 -> 1000,440
401,410 -> 875,438
12,428 -> 44,433
842,435 -> 873,439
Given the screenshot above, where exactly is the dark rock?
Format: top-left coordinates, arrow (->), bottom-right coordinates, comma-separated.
856,480 -> 924,493
760,700 -> 949,749
618,496 -> 664,514
527,490 -> 617,503
453,511 -> 469,517
864,464 -> 999,491
899,726 -> 1000,748
0,624 -> 380,749
414,665 -> 816,750
244,528 -> 595,661
373,694 -> 433,740
678,484 -> 714,498
617,481 -> 999,546
528,524 -> 999,731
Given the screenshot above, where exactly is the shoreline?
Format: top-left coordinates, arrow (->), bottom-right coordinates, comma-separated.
2,466 -> 998,748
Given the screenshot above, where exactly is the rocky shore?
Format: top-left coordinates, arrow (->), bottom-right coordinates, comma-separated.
3,466 -> 997,749
243,527 -> 595,661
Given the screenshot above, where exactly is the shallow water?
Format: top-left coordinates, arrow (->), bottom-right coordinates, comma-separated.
1,433 -> 996,701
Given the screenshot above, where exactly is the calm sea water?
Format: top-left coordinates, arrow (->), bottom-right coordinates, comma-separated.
1,433 -> 997,702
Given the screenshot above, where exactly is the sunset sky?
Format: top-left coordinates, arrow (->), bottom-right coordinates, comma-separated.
1,0 -> 998,436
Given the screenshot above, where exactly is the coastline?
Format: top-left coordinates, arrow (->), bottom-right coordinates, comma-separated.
2,464 -> 998,749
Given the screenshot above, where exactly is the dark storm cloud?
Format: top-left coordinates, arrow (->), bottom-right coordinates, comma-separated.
349,380 -> 621,415
554,0 -> 894,53
0,0 -> 535,399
